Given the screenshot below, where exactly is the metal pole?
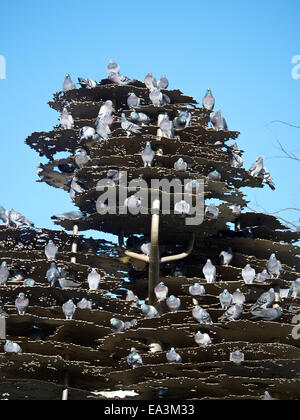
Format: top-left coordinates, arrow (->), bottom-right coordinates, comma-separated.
71,225 -> 78,264
0,317 -> 6,340
148,199 -> 160,305
62,371 -> 69,401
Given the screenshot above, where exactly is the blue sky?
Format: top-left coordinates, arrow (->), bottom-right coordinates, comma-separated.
0,0 -> 299,239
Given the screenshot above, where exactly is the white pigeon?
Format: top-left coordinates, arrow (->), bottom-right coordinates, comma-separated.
88,268 -> 101,290
202,259 -> 216,283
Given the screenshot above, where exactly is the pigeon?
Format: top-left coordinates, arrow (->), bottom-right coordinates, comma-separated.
262,391 -> 275,401
250,288 -> 275,311
80,126 -> 97,141
141,304 -> 158,318
29,325 -> 46,341
174,200 -> 190,215
46,262 -> 61,287
192,306 -> 213,324
289,279 -> 300,299
98,100 -> 113,119
242,264 -> 256,284
107,169 -> 121,185
70,177 -> 85,194
87,268 -> 101,290
110,318 -> 126,333
205,203 -> 219,219
15,293 -> 29,316
207,170 -> 221,182
78,77 -> 97,89
149,89 -> 164,106
256,269 -> 271,283
60,107 -> 74,129
141,142 -> 155,167
36,162 -> 45,179
4,340 -> 22,354
228,143 -> 243,168
63,74 -> 76,91
107,59 -> 120,76
219,304 -> 243,322
202,88 -> 215,111
45,240 -> 58,261
127,93 -> 143,109
189,283 -> 206,297
51,211 -> 85,221
232,289 -> 246,305
195,331 -> 212,346
0,262 -> 9,285
77,298 -> 92,310
262,167 -> 275,190
219,290 -> 233,309
0,307 -> 8,318
174,158 -> 188,171
126,291 -> 139,306
7,209 -> 34,229
249,156 -> 264,177
230,350 -> 244,365
157,75 -> 169,90
251,306 -> 283,321
166,296 -> 181,312
185,180 -> 201,194
219,248 -> 233,266
166,348 -> 182,363
267,254 -> 282,278
0,206 -> 10,225
160,114 -> 175,138
229,205 -> 241,216
130,110 -> 151,126
74,148 -> 90,168
210,110 -> 228,130
202,259 -> 216,283
141,242 -> 151,256
127,348 -> 143,368
95,120 -> 111,140
62,300 -> 76,320
108,72 -> 134,85
23,279 -> 35,287
154,282 -> 169,302
144,72 -> 157,91
121,113 -> 141,137
173,111 -> 192,129
57,278 -> 80,289
124,195 -> 141,209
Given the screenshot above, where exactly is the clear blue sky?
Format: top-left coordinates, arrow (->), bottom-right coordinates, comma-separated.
0,0 -> 299,238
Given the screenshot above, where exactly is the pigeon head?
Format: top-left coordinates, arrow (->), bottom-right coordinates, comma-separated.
111,318 -> 121,327
206,88 -> 212,95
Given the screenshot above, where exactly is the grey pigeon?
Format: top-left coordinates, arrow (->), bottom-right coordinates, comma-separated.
251,306 -> 282,321
126,291 -> 139,306
144,72 -> 157,91
185,180 -> 201,194
195,331 -> 212,346
77,298 -> 92,310
87,268 -> 101,290
78,77 -> 97,89
249,156 -> 264,177
256,269 -> 271,283
219,289 -> 233,309
141,304 -> 158,318
0,206 -> 10,225
219,304 -> 243,322
141,242 -> 151,256
157,75 -> 169,90
70,177 -> 85,194
124,195 -> 141,209
154,282 -> 168,302
46,262 -> 60,286
232,289 -> 246,305
189,283 -> 206,297
230,350 -> 244,364
192,306 -> 213,324
127,348 -> 143,368
108,72 -> 134,85
51,211 -> 84,221
63,74 -> 76,91
166,295 -> 181,312
205,203 -> 219,219
219,248 -> 233,266
262,167 -> 275,190
0,262 -> 9,285
210,110 -> 228,130
15,293 -> 29,316
62,300 -> 76,320
174,158 -> 188,171
202,88 -> 215,111
75,148 -> 90,168
267,254 -> 282,278
4,340 -> 22,354
57,278 -> 80,289
174,200 -> 190,215
107,59 -> 120,76
98,100 -> 113,119
166,348 -> 182,363
121,113 -> 141,137
242,264 -> 256,284
111,318 -> 126,333
250,288 -> 275,311
228,143 -> 243,168
262,392 -> 275,401
289,279 -> 300,299
60,107 -> 74,129
174,111 -> 192,129
80,126 -> 96,141
8,209 -> 34,229
160,114 -> 175,138
202,259 -> 216,283
107,169 -> 121,185
127,92 -> 143,109
95,120 -> 111,140
45,240 -> 58,261
207,170 -> 221,182
131,110 -> 151,126
141,142 -> 155,167
149,88 -> 170,106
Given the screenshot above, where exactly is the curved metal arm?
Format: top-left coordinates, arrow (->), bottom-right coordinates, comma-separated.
160,233 -> 195,263
118,231 -> 150,263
